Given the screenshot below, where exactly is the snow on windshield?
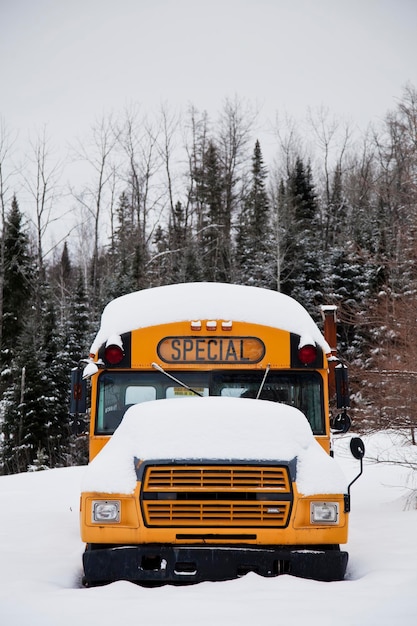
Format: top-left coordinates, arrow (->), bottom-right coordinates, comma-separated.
81,396 -> 346,495
90,282 -> 329,354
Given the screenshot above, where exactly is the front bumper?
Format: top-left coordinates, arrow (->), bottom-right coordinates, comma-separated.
82,543 -> 348,585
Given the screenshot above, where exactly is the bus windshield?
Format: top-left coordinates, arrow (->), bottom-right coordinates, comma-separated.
95,370 -> 325,436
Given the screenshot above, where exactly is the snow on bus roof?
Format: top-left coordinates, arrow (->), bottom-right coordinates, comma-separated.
90,282 -> 329,354
81,397 -> 347,495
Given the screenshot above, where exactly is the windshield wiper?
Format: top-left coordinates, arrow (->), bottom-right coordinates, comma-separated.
256,363 -> 271,399
151,362 -> 204,397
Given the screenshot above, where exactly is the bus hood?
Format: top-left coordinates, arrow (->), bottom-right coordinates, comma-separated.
81,396 -> 347,496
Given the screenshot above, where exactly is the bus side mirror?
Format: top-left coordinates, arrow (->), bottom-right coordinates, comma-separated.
70,367 -> 87,415
335,363 -> 350,409
330,410 -> 351,433
350,436 -> 365,460
344,436 -> 365,513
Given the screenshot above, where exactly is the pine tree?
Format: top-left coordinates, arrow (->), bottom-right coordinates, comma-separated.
0,195 -> 40,473
172,202 -> 206,283
235,140 -> 273,287
60,241 -> 72,287
168,201 -> 188,282
193,140 -> 231,282
322,163 -> 349,251
0,196 -> 34,376
279,157 -> 323,309
39,289 -> 71,466
56,271 -> 91,465
1,313 -> 51,473
106,191 -> 150,296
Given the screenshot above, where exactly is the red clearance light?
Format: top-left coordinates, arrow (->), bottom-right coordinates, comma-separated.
298,344 -> 317,365
105,344 -> 124,365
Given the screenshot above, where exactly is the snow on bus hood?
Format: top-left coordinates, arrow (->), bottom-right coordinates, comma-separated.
81,397 -> 346,496
90,282 -> 330,354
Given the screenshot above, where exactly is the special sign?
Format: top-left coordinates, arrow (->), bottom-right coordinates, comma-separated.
157,336 -> 265,364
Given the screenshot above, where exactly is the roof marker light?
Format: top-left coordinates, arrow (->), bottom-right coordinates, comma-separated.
105,334 -> 124,365
206,320 -> 217,331
298,344 -> 317,365
191,320 -> 202,331
222,320 -> 233,331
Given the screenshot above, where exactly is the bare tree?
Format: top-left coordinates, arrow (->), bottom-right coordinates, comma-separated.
72,115 -> 120,304
307,106 -> 352,250
22,127 -> 63,280
158,104 -> 181,220
372,84 -> 417,266
118,107 -> 163,251
272,113 -> 305,179
270,115 -> 307,291
217,97 -> 256,245
183,105 -> 210,234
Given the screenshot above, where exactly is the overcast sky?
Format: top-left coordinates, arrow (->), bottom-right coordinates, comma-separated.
1,0 -> 416,147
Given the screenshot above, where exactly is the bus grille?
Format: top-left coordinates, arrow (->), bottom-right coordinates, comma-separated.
143,466 -> 291,490
141,465 -> 292,527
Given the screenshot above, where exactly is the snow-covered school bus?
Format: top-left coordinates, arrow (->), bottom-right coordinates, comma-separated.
71,282 -> 364,585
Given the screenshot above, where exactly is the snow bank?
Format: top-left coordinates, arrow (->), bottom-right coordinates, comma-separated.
81,396 -> 346,495
90,282 -> 329,354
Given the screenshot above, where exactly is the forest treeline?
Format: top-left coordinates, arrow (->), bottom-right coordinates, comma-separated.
1,85 -> 417,474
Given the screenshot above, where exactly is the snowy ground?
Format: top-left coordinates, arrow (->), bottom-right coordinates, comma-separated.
0,431 -> 416,626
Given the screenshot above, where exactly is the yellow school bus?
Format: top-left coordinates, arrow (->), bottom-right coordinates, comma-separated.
71,282 -> 363,585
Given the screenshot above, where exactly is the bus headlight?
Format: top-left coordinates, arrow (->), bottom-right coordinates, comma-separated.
310,502 -> 339,524
92,500 -> 121,523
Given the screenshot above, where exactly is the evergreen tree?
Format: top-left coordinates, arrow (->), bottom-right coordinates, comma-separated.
0,196 -> 34,376
325,247 -> 376,361
56,271 -> 91,465
60,241 -> 72,287
235,140 -> 273,287
1,309 -> 51,473
1,272 -> 92,473
39,289 -> 72,466
279,157 -> 323,309
148,224 -> 172,286
322,163 -> 349,251
103,191 -> 150,298
168,201 -> 188,282
193,140 -> 231,282
150,202 -> 205,285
